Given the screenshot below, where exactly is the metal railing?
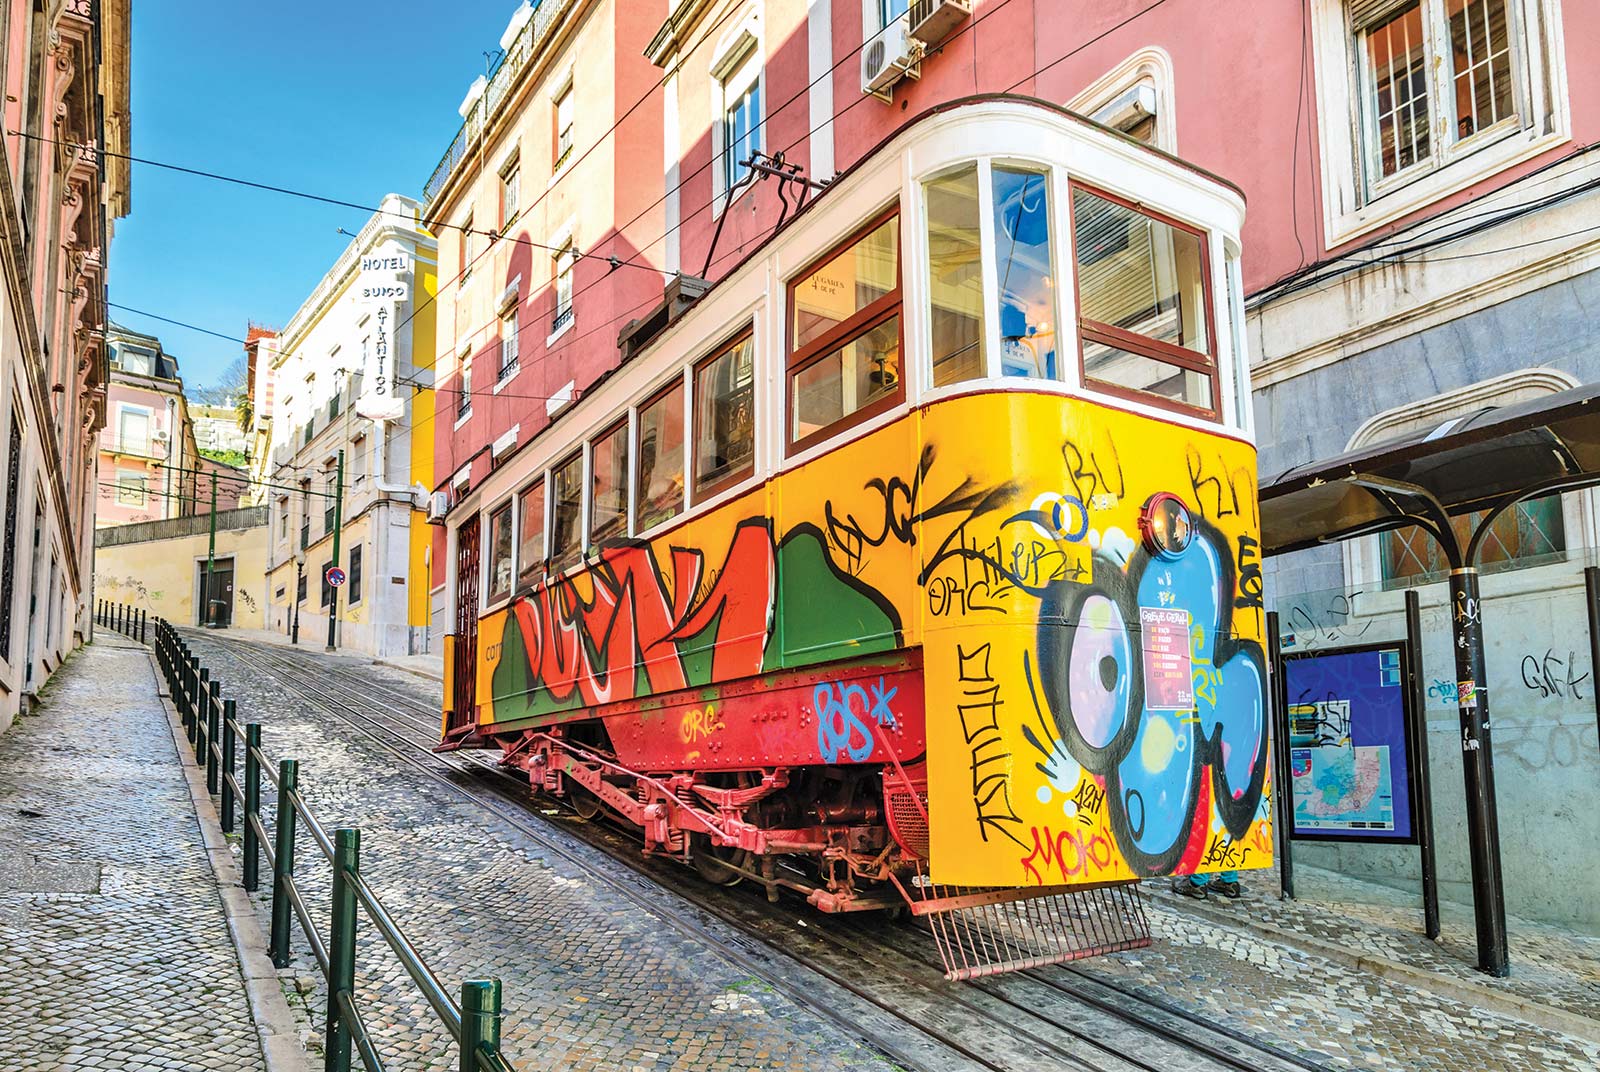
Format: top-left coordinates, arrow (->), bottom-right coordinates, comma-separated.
95,599 -> 148,643
148,618 -> 518,1072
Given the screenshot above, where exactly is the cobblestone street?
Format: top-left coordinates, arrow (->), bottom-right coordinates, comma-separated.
0,632 -> 267,1072
182,629 -> 1600,1072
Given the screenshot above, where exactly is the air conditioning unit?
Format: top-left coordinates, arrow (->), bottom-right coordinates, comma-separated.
426,490 -> 452,525
861,20 -> 921,102
908,0 -> 972,46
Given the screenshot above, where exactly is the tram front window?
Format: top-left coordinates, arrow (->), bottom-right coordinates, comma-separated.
590,420 -> 629,547
926,165 -> 985,388
791,316 -> 900,442
992,166 -> 1056,379
551,452 -> 583,570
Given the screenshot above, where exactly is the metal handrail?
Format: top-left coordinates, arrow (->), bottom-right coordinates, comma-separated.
151,618 -> 514,1072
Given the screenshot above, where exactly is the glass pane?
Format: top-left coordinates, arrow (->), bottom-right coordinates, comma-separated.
636,383 -> 685,531
1382,494 -> 1565,588
791,315 -> 900,442
792,217 -> 899,350
926,166 -> 985,387
1073,187 -> 1210,356
694,337 -> 755,497
517,481 -> 545,586
992,166 -> 1057,379
590,423 -> 629,547
1083,336 -> 1211,410
1448,0 -> 1514,140
724,76 -> 761,189
551,455 -> 583,570
1366,5 -> 1432,177
488,504 -> 513,599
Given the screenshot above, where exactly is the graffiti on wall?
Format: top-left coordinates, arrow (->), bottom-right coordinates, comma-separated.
474,393 -> 1271,887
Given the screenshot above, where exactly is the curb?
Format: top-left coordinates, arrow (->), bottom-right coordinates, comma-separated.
372,657 -> 444,684
1150,887 -> 1600,1046
146,647 -> 312,1072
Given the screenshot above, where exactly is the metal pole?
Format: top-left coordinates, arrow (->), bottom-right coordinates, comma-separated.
293,562 -> 302,646
243,724 -> 262,892
1404,589 -> 1441,941
1449,567 -> 1509,976
207,474 -> 218,628
194,667 -> 210,749
221,699 -> 237,834
1586,566 -> 1600,751
459,979 -> 503,1072
326,828 -> 360,1072
1266,611 -> 1295,901
327,449 -> 345,652
269,759 -> 299,968
206,682 -> 221,794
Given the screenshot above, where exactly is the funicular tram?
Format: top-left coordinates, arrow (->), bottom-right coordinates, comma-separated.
438,96 -> 1272,980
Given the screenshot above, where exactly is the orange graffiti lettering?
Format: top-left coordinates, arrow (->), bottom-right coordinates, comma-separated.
679,705 -> 725,744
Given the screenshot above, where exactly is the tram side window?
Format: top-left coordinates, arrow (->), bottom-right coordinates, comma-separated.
636,380 -> 685,531
487,502 -> 513,604
787,212 -> 902,452
550,453 -> 583,570
693,333 -> 755,500
993,166 -> 1057,379
516,478 -> 545,589
590,420 -> 629,548
1072,183 -> 1217,416
926,166 -> 986,387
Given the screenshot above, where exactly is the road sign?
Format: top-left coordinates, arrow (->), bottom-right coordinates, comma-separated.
326,566 -> 347,588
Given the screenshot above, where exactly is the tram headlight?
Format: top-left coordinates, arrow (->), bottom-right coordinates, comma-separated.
1139,493 -> 1194,559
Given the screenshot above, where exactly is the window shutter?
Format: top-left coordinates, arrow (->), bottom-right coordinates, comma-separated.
1348,0 -> 1417,33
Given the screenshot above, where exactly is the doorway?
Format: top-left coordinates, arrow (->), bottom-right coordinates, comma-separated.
198,557 -> 235,628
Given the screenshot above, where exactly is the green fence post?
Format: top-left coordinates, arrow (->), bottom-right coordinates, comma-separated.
325,828 -> 360,1072
460,979 -> 503,1072
195,669 -> 211,761
221,699 -> 237,833
243,724 -> 262,892
269,759 -> 298,968
140,609 -> 147,645
206,682 -> 221,794
187,659 -> 202,741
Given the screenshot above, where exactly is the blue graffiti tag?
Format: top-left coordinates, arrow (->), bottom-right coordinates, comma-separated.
816,677 -> 899,763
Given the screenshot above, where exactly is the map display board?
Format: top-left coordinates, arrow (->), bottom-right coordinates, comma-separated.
1282,643 -> 1417,843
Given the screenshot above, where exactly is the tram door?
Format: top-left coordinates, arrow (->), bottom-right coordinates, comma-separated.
449,516 -> 480,734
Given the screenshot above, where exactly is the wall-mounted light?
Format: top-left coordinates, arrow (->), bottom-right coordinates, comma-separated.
1139,492 -> 1193,559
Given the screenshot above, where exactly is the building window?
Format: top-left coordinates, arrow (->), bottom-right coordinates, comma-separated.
694,333 -> 755,501
926,166 -> 986,388
349,544 -> 364,605
297,571 -> 308,604
300,481 -> 311,549
720,45 -> 762,196
0,414 -> 18,662
881,0 -> 911,24
487,502 -> 513,603
458,359 -> 473,418
517,478 -> 546,589
554,84 -> 575,169
992,166 -> 1057,379
352,435 -> 368,485
328,389 -> 341,422
118,346 -> 154,376
324,472 -> 337,534
115,471 -> 148,506
1382,495 -> 1565,588
320,560 -> 334,607
552,242 -> 576,335
1071,183 -> 1218,417
499,311 -> 519,381
550,452 -> 583,570
589,420 -> 629,548
787,212 -> 902,452
118,406 -> 150,455
500,157 -> 520,225
278,497 -> 289,539
636,381 -> 685,531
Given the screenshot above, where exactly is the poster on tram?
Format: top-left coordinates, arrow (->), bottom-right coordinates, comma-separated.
1282,642 -> 1418,843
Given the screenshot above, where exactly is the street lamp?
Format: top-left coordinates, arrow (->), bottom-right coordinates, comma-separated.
293,548 -> 305,645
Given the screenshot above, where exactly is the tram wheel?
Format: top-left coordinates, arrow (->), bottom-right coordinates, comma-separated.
569,779 -> 604,820
692,835 -> 751,886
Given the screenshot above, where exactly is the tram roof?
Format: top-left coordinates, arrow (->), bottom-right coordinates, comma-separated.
1259,382 -> 1600,557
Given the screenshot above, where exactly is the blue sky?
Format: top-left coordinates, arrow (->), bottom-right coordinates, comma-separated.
107,2 -> 518,391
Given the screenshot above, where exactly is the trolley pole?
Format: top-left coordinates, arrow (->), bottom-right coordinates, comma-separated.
326,449 -> 345,652
206,474 -> 218,627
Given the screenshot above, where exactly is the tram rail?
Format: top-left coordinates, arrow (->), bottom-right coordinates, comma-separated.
187,630 -> 1336,1072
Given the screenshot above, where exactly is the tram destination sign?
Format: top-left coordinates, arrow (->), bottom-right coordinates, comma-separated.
1281,642 -> 1419,843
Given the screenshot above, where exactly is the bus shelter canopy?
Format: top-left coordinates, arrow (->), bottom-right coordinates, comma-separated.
1259,383 -> 1600,562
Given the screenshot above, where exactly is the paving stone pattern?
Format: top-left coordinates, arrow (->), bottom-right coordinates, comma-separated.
0,633 -> 265,1072
184,631 -> 892,1072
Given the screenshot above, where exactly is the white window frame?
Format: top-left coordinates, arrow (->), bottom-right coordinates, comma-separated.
710,13 -> 763,215
498,310 -> 520,383
1067,47 -> 1178,154
114,469 -> 147,507
455,356 -> 474,427
1310,0 -> 1569,246
548,221 -> 577,345
500,153 -> 520,226
552,75 -> 576,177
116,403 -> 152,455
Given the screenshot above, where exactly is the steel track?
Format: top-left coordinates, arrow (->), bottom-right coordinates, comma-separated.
191,632 -> 1336,1072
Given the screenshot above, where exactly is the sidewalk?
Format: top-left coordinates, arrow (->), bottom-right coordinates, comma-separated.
0,631 -> 288,1071
1147,863 -> 1600,1042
